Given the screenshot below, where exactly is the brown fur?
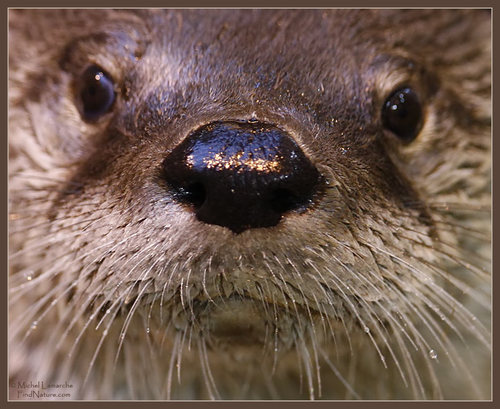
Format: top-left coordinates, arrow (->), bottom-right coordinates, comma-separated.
9,9 -> 491,400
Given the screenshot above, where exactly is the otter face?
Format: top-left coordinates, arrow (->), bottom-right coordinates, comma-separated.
9,9 -> 491,400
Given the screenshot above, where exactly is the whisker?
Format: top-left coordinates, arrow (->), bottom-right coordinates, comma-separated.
318,347 -> 361,399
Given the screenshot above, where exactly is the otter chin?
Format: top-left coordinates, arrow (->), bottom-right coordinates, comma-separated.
8,9 -> 491,400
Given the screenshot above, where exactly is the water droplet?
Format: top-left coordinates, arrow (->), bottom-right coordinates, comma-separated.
429,349 -> 438,360
30,321 -> 38,330
363,326 -> 370,334
146,327 -> 151,334
24,271 -> 33,281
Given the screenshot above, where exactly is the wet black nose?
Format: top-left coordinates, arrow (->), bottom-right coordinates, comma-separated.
162,120 -> 323,234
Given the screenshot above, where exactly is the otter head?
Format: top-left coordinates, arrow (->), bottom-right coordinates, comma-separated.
9,9 -> 491,400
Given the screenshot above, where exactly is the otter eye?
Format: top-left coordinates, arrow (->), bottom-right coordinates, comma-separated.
382,87 -> 423,142
78,65 -> 115,121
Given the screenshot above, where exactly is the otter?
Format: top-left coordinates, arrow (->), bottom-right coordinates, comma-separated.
8,9 -> 491,400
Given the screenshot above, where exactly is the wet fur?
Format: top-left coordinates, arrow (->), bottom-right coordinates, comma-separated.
9,9 -> 491,399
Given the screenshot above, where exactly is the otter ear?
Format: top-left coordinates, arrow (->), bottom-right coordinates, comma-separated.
381,87 -> 423,143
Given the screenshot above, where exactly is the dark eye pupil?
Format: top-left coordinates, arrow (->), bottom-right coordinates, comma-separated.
382,87 -> 423,142
79,65 -> 115,121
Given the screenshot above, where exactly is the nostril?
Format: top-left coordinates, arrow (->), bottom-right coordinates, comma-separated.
173,182 -> 206,209
268,188 -> 303,214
